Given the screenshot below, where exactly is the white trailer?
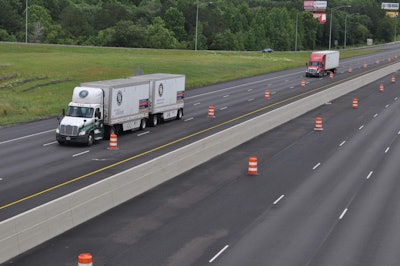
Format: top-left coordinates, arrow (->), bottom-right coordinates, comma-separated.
129,73 -> 185,126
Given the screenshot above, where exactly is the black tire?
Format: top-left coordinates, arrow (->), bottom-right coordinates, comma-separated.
58,140 -> 65,145
151,114 -> 158,127
176,109 -> 183,120
139,118 -> 147,130
87,132 -> 94,146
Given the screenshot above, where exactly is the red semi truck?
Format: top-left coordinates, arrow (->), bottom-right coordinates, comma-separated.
305,51 -> 340,77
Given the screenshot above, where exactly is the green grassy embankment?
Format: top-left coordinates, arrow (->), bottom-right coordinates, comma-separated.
0,43 -> 374,126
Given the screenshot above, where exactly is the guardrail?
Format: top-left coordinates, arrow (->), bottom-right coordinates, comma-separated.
1,62 -> 400,263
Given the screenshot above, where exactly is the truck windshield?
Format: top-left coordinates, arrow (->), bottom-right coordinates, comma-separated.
309,62 -> 321,66
67,106 -> 94,118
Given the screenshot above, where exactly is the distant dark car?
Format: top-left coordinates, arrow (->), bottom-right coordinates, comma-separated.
262,48 -> 273,53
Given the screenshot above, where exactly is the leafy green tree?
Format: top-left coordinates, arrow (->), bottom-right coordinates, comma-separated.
94,1 -> 132,30
147,17 -> 179,49
0,28 -> 16,41
0,0 -> 22,36
60,4 -> 94,40
164,7 -> 186,41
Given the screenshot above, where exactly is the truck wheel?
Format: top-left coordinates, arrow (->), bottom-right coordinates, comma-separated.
139,118 -> 147,130
176,109 -> 183,120
58,140 -> 65,145
151,114 -> 158,127
87,133 -> 94,146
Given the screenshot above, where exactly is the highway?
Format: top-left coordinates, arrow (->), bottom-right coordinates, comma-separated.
0,47 -> 398,220
3,45 -> 400,265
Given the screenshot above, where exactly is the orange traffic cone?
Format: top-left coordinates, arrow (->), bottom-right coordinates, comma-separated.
329,72 -> 333,79
248,157 -> 258,175
208,105 -> 215,118
314,117 -> 323,131
301,79 -> 306,88
352,98 -> 359,109
391,75 -> 396,84
108,133 -> 118,149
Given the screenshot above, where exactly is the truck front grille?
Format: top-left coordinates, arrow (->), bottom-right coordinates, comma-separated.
60,125 -> 79,136
308,69 -> 317,73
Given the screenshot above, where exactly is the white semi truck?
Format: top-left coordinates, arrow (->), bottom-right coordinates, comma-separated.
56,73 -> 185,146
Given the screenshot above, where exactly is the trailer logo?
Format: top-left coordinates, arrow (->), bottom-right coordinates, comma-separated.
116,90 -> 123,106
158,83 -> 164,97
79,90 -> 89,98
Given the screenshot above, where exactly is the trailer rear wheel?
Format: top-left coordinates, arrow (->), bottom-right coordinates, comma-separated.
176,109 -> 183,120
139,118 -> 147,130
151,114 -> 158,127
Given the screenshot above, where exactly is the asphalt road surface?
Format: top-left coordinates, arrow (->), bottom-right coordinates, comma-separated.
1,47 -> 399,221
5,46 -> 400,265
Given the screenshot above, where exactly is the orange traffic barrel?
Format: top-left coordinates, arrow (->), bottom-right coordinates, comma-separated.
248,157 -> 258,175
376,59 -> 379,64
314,117 -> 323,131
348,66 -> 352,73
301,79 -> 306,88
108,133 -> 118,149
78,253 -> 93,266
329,72 -> 333,79
391,75 -> 396,83
352,98 -> 359,109
247,157 -> 258,175
265,89 -> 271,99
363,62 -> 367,68
208,105 -> 215,118
379,83 -> 384,93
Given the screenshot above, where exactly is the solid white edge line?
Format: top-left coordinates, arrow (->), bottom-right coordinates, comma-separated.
273,195 -> 285,205
209,245 -> 229,263
313,162 -> 321,170
0,129 -> 54,145
72,150 -> 90,157
366,171 -> 373,179
339,208 -> 348,220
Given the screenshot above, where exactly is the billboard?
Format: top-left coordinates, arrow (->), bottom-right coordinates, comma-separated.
381,2 -> 399,10
313,12 -> 327,24
304,1 -> 327,11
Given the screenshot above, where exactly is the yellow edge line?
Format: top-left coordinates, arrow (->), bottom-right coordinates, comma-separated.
0,66 -> 386,210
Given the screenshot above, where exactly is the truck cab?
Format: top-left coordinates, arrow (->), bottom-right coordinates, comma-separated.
56,87 -> 104,146
306,53 -> 325,77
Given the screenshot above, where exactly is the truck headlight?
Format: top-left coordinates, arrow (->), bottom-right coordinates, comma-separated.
56,128 -> 59,133
79,130 -> 87,136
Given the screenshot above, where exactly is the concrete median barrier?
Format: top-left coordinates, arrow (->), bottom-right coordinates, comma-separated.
1,62 -> 400,263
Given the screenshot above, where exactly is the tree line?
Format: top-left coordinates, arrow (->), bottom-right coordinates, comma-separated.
0,0 -> 396,51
